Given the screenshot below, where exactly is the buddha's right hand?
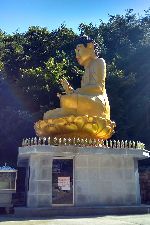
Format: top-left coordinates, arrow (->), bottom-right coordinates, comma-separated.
60,77 -> 74,94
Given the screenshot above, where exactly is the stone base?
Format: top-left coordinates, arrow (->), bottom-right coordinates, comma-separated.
14,205 -> 150,217
17,145 -> 149,208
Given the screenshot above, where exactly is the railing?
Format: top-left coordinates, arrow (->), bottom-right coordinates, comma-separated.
21,137 -> 145,150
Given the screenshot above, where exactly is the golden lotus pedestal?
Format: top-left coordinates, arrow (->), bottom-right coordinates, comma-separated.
34,115 -> 116,140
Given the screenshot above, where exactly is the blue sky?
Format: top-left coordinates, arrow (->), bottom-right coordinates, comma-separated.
0,0 -> 149,34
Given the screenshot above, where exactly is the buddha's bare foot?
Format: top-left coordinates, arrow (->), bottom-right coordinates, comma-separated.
43,108 -> 63,119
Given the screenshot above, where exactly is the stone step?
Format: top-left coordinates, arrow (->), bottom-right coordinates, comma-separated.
14,205 -> 150,217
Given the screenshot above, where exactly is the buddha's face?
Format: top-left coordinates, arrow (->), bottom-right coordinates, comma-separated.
75,43 -> 93,66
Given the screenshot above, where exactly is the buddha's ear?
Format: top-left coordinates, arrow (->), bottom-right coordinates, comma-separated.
87,42 -> 94,49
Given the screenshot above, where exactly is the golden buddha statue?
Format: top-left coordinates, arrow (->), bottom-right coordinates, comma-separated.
35,36 -> 115,140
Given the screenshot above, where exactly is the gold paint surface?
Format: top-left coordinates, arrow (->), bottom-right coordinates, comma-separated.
34,39 -> 116,139
34,115 -> 116,140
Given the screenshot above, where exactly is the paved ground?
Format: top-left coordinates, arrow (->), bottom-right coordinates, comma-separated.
0,214 -> 150,225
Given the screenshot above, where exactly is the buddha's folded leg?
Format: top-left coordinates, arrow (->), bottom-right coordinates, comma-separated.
44,93 -> 109,119
43,107 -> 77,119
60,93 -> 107,117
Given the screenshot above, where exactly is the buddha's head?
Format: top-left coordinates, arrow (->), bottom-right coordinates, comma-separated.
75,36 -> 98,66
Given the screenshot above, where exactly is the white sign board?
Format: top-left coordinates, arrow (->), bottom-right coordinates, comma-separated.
58,177 -> 70,190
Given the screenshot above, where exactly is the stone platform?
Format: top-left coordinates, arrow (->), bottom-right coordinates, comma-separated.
14,205 -> 150,217
17,142 -> 149,209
